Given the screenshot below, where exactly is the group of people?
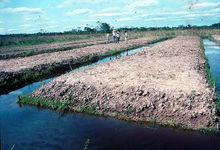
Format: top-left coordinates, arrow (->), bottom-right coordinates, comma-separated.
106,30 -> 128,44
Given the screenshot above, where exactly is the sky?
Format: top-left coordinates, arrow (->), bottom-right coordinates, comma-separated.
0,0 -> 220,34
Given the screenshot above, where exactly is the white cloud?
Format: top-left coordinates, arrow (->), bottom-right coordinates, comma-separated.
7,28 -> 18,32
185,2 -> 220,10
66,8 -> 93,16
145,17 -> 166,21
93,12 -> 122,17
81,19 -> 97,22
1,7 -> 44,14
101,7 -> 120,12
58,0 -> 102,8
183,12 -> 220,18
0,27 -> 4,32
126,0 -> 158,10
116,17 -> 135,22
20,24 -> 32,28
0,0 -> 9,3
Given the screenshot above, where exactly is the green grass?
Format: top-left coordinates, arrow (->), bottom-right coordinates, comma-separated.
78,105 -> 103,115
18,96 -> 71,111
200,38 -> 220,114
18,95 -> 104,116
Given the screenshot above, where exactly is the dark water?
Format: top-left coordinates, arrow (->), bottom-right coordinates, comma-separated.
1,40 -> 220,150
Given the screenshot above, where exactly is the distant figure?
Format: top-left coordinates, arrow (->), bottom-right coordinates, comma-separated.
106,33 -> 110,43
116,31 -> 120,43
112,30 -> 116,43
124,31 -> 128,43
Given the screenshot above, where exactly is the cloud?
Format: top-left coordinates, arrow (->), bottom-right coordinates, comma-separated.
1,7 -> 44,14
0,0 -> 9,3
93,12 -> 122,17
66,8 -> 93,16
7,28 -> 18,32
145,17 -> 166,21
101,7 -> 120,12
0,27 -> 5,34
20,24 -> 32,28
116,17 -> 135,22
185,2 -> 220,10
126,0 -> 158,10
58,0 -> 102,8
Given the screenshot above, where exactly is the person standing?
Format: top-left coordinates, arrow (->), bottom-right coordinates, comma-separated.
112,30 -> 116,43
116,31 -> 120,43
124,31 -> 128,43
106,32 -> 110,43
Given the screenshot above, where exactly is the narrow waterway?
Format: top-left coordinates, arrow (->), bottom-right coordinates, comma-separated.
1,40 -> 220,150
204,39 -> 220,96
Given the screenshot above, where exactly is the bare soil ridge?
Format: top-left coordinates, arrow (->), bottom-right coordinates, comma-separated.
30,36 -> 218,130
0,39 -> 104,59
0,36 -> 165,93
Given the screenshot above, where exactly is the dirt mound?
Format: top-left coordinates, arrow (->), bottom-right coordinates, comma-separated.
28,36 -> 218,130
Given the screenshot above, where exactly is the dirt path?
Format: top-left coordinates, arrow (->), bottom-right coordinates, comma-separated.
0,36 -> 166,93
29,36 -> 218,130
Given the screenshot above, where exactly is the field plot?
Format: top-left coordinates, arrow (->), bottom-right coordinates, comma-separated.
24,36 -> 218,130
0,38 -> 105,59
0,36 -> 169,93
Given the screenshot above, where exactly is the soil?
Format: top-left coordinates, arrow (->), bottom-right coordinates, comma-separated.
0,36 -> 159,72
31,36 -> 218,130
0,36 -> 164,93
0,38 -> 105,59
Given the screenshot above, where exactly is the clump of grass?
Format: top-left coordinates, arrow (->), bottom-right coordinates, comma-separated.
78,105 -> 103,116
18,96 -> 71,111
18,96 -> 104,116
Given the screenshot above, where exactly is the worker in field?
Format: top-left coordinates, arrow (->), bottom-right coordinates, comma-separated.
116,31 -> 120,43
124,31 -> 128,43
112,30 -> 116,43
106,32 -> 110,43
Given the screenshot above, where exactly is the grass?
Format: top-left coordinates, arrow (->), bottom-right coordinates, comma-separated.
200,38 -> 220,115
18,96 -> 71,111
78,105 -> 103,115
18,95 -> 104,117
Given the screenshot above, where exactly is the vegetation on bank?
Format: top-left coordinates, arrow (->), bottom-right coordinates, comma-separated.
18,95 -> 218,132
0,22 -> 219,47
200,38 -> 220,115
18,96 -> 103,116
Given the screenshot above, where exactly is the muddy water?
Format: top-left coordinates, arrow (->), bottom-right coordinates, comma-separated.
1,41 -> 220,150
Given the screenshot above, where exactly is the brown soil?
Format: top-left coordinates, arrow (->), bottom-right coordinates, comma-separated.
31,36 -> 218,130
0,36 -> 164,93
0,36 -> 159,72
0,39 -> 105,59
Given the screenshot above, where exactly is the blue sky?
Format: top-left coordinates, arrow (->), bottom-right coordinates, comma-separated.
0,0 -> 220,34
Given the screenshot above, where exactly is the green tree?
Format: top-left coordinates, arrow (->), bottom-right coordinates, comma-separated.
97,22 -> 112,33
